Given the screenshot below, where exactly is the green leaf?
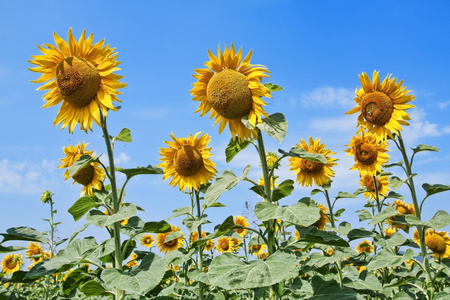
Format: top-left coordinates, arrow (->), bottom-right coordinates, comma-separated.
279,147 -> 327,164
166,206 -> 192,221
1,227 -> 48,244
367,248 -> 414,271
254,198 -> 320,226
0,245 -> 26,253
422,183 -> 450,196
347,228 -> 376,241
335,222 -> 352,236
192,216 -> 237,249
264,82 -> 283,92
385,191 -> 405,200
163,248 -> 196,266
388,176 -> 403,190
113,128 -> 132,143
68,196 -> 100,221
256,113 -> 288,143
183,215 -> 209,232
369,205 -> 398,225
68,155 -> 98,178
343,271 -> 383,292
80,280 -> 111,296
207,251 -> 298,289
3,270 -> 37,283
116,165 -> 163,180
401,210 -> 450,229
101,253 -> 165,295
376,232 -> 406,249
412,144 -> 439,154
225,137 -> 251,163
385,161 -> 404,168
272,179 -> 295,202
296,226 -> 350,247
310,276 -> 358,299
392,292 -> 415,300
141,221 -> 172,233
356,209 -> 372,221
204,166 -> 250,207
86,203 -> 137,228
335,192 -> 357,200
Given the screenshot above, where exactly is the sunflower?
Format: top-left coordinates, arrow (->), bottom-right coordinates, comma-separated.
288,137 -> 337,187
191,231 -> 215,251
313,204 -> 330,230
29,28 -> 126,133
346,71 -> 415,142
424,229 -> 450,260
59,142 -> 105,196
190,44 -> 272,141
249,244 -> 267,257
356,240 -> 374,254
359,174 -> 390,200
233,215 -> 249,237
215,237 -> 235,253
266,152 -> 281,170
1,254 -> 22,275
26,242 -> 44,264
156,225 -> 184,254
345,132 -> 389,175
388,200 -> 416,231
141,234 -> 155,248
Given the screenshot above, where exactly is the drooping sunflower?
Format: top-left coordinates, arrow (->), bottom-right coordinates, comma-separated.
233,215 -> 249,237
359,174 -> 390,200
59,142 -> 105,196
190,44 -> 272,141
158,132 -> 218,192
141,234 -> 155,248
215,237 -> 235,253
356,240 -> 374,254
26,242 -> 44,264
345,132 -> 390,175
424,229 -> 450,260
288,137 -> 337,187
312,204 -> 330,230
29,28 -> 127,133
156,225 -> 184,254
1,254 -> 22,275
388,200 -> 416,231
346,71 -> 415,142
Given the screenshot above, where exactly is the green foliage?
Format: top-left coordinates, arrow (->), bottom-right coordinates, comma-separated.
68,196 -> 101,221
264,83 -> 284,92
112,127 -> 132,143
279,147 -> 328,164
225,137 -> 251,163
254,198 -> 320,226
256,113 -> 288,143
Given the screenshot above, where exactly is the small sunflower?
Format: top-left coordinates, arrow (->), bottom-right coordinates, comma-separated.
59,142 -> 105,196
345,132 -> 390,175
388,200 -> 416,231
29,28 -> 126,133
313,204 -> 330,230
249,244 -> 267,257
191,231 -> 215,251
359,174 -> 390,200
294,230 -> 301,240
425,229 -> 450,260
384,226 -> 396,237
190,44 -> 272,141
141,234 -> 155,248
346,71 -> 415,142
158,132 -> 218,192
125,260 -> 138,268
288,137 -> 337,187
356,240 -> 374,254
156,225 -> 184,254
215,237 -> 235,253
1,254 -> 22,275
233,215 -> 249,237
266,152 -> 281,170
26,242 -> 44,264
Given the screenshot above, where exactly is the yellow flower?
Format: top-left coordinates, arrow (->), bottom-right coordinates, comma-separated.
125,260 -> 138,268
413,229 -> 421,245
345,132 -> 389,175
359,174 -> 390,200
190,44 -> 272,141
158,132 -> 218,192
141,234 -> 154,248
59,142 -> 105,196
356,240 -> 373,254
216,237 -> 235,253
233,215 -> 249,237
388,200 -> 416,231
191,231 -> 215,251
288,137 -> 337,187
266,152 -> 280,170
313,204 -> 330,230
232,238 -> 242,250
424,229 -> 450,260
346,71 -> 415,142
294,230 -> 301,240
156,225 -> 184,254
40,190 -> 52,204
356,265 -> 367,273
1,254 -> 22,275
29,28 -> 126,133
25,242 -> 44,264
249,244 -> 266,257
384,227 -> 396,237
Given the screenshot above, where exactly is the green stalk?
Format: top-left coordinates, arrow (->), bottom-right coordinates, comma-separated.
44,196 -> 55,300
195,190 -> 205,300
100,114 -> 124,300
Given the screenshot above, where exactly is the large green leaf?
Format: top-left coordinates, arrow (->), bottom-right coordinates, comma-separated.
347,228 -> 376,241
376,232 -> 406,249
0,245 -> 26,253
1,226 -> 48,244
422,183 -> 450,197
388,176 -> 403,190
116,165 -> 163,180
309,276 -> 358,299
369,205 -> 398,225
272,179 -> 295,202
192,216 -> 237,249
367,249 -> 414,271
254,198 -> 320,226
183,215 -> 209,232
204,166 -> 250,207
141,221 -> 172,233
343,271 -> 383,292
86,203 -> 137,228
411,144 -> 439,154
225,137 -> 251,163
101,253 -> 165,295
296,226 -> 350,247
207,251 -> 298,289
68,155 -> 99,178
113,128 -> 132,143
166,206 -> 192,221
279,148 -> 327,164
401,210 -> 450,229
256,113 -> 288,143
68,196 -> 100,221
80,280 -> 112,296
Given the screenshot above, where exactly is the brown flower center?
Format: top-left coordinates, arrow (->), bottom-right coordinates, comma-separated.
221,240 -> 230,251
356,143 -> 378,166
164,237 -> 178,247
361,91 -> 394,126
72,165 -> 95,186
300,159 -> 323,174
426,233 -> 446,254
366,177 -> 381,192
206,69 -> 253,119
145,238 -> 152,244
56,57 -> 101,108
174,145 -> 204,176
7,258 -> 18,269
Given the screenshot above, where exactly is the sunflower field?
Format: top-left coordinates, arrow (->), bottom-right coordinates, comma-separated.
1,28 -> 450,300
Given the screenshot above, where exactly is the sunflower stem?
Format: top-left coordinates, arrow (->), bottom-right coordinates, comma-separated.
100,114 -> 124,300
195,189 -> 205,300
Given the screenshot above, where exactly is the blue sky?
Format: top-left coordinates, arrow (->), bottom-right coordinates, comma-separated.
0,1 -> 449,249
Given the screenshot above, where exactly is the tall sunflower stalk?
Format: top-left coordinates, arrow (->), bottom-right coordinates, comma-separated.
41,191 -> 56,300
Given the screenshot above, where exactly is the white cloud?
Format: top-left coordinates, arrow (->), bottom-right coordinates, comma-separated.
292,86 -> 354,108
115,152 -> 131,165
309,115 -> 356,133
438,101 -> 450,109
402,108 -> 448,144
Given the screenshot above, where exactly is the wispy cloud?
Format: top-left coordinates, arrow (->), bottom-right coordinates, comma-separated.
290,86 -> 354,108
115,152 -> 131,165
438,101 -> 450,109
402,108 -> 449,144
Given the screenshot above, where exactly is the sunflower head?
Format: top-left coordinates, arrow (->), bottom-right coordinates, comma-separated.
359,174 -> 390,200
1,254 -> 22,276
141,234 -> 154,248
191,44 -> 272,141
346,71 -> 415,142
215,237 -> 235,253
312,204 -> 330,230
26,242 -> 44,264
425,229 -> 450,259
249,244 -> 267,256
266,152 -> 281,170
40,190 -> 52,204
356,240 -> 373,254
156,225 -> 184,254
233,215 -> 249,237
29,29 -> 127,133
288,137 -> 337,187
158,132 -> 218,192
389,200 -> 416,230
